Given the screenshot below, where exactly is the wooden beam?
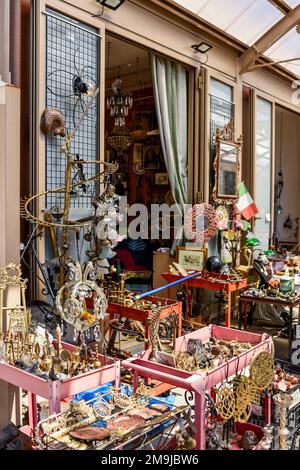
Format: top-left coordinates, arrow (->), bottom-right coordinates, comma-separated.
268,0 -> 291,16
240,3 -> 300,73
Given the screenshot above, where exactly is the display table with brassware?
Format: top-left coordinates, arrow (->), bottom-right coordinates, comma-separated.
107,296 -> 182,356
123,324 -> 274,450
238,293 -> 300,360
0,341 -> 120,435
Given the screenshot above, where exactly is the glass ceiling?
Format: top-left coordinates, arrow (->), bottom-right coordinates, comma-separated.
173,0 -> 300,77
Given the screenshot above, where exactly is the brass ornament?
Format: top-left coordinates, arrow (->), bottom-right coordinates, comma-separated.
175,351 -> 197,372
60,349 -> 72,362
109,386 -> 134,409
234,399 -> 252,423
55,261 -> 108,332
92,397 -> 114,420
216,384 -> 235,421
135,383 -> 153,406
236,376 -> 257,404
250,351 -> 275,391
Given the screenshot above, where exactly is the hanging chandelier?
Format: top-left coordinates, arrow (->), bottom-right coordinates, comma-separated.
106,125 -> 133,155
106,78 -> 133,127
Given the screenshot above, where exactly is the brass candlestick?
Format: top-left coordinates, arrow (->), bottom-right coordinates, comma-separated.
274,392 -> 293,450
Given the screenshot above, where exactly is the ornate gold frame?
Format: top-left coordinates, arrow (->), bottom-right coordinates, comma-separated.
213,122 -> 242,203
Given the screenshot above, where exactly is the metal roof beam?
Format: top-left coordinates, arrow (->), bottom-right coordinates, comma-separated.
240,3 -> 300,73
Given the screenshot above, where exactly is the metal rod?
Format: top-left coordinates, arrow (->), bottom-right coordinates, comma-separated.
30,242 -> 55,301
20,225 -> 40,262
132,271 -> 200,301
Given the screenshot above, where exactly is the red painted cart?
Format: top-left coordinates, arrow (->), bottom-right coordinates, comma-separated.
107,296 -> 182,350
162,272 -> 247,327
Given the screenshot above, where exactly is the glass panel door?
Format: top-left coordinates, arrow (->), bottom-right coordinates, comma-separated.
255,97 -> 273,251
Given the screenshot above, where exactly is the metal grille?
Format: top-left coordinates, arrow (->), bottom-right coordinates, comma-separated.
45,10 -> 100,209
209,94 -> 235,193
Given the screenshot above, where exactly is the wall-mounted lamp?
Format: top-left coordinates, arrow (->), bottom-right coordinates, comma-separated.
191,42 -> 213,54
97,0 -> 125,10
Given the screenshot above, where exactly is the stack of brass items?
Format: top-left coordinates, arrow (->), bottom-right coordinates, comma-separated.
101,274 -> 134,306
1,324 -> 104,380
243,286 -> 299,302
175,337 -> 253,373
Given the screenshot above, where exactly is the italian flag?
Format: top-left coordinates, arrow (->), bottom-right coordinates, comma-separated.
235,182 -> 258,220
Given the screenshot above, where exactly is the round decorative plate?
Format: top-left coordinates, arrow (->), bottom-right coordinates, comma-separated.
250,351 -> 275,391
127,407 -> 160,419
69,426 -> 111,442
184,203 -> 218,245
133,163 -> 145,175
216,206 -> 229,230
149,403 -> 169,413
107,415 -> 144,432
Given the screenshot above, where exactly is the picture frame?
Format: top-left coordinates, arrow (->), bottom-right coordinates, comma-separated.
132,110 -> 154,132
133,143 -> 144,163
176,246 -> 208,272
155,172 -> 169,185
154,350 -> 176,368
115,172 -> 125,181
143,145 -> 160,170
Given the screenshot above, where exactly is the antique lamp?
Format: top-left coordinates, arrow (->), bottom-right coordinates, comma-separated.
106,78 -> 133,127
97,0 -> 125,11
106,125 -> 133,156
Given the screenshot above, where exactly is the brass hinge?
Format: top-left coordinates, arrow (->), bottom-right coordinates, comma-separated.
197,75 -> 204,90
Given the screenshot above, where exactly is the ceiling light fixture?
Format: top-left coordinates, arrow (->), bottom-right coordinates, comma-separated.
191,42 -> 213,54
97,0 -> 125,11
106,78 -> 133,127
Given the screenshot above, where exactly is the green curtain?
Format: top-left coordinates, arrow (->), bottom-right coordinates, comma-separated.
151,53 -> 188,250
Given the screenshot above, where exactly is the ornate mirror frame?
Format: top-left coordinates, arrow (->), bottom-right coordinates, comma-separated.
213,122 -> 242,203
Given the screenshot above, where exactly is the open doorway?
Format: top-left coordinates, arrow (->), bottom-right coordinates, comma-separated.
104,34 -> 176,290
274,105 -> 300,252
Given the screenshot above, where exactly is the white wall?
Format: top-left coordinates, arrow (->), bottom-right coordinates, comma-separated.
0,0 -> 11,83
0,83 -> 22,427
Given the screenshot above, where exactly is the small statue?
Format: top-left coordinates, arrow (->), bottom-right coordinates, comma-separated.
176,431 -> 196,450
41,108 -> 66,137
0,423 -> 19,447
238,430 -> 259,450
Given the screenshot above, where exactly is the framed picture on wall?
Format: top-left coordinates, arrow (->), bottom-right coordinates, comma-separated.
115,173 -> 125,181
133,143 -> 144,163
143,145 -> 160,170
132,111 -> 154,132
155,173 -> 169,185
176,246 -> 208,272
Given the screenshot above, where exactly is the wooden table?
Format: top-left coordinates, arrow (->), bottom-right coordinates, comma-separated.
238,294 -> 300,360
162,272 -> 247,328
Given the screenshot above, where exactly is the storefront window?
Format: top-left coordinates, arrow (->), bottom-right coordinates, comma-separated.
45,10 -> 100,209
209,79 -> 234,195
255,97 -> 272,251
